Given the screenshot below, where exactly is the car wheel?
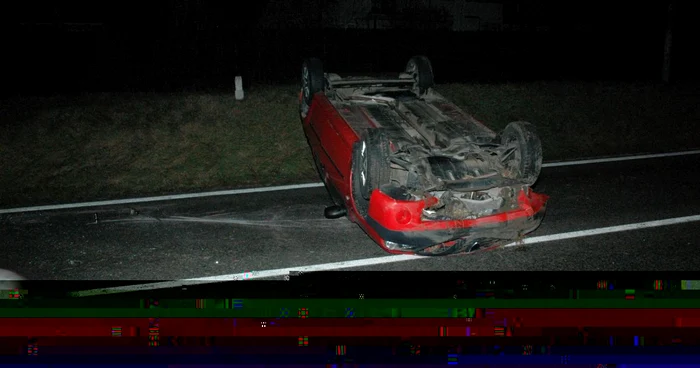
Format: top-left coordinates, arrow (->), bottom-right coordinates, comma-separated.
405,55 -> 434,95
500,121 -> 543,186
300,58 -> 324,118
352,129 -> 392,217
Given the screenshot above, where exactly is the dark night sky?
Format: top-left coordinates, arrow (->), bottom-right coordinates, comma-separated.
3,0 -> 695,93
7,1 -> 269,25
5,1 -> 676,28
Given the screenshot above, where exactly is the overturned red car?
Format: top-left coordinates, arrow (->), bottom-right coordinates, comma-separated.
300,56 -> 548,255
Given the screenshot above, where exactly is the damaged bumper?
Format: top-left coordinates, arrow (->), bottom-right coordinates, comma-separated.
366,187 -> 548,252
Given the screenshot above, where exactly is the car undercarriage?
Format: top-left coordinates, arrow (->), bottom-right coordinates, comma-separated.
300,55 -> 548,255
330,82 -> 542,223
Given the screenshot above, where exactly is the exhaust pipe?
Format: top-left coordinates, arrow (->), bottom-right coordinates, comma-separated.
324,205 -> 347,219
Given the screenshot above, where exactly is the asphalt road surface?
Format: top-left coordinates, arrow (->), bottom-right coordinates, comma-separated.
1,154 -> 699,283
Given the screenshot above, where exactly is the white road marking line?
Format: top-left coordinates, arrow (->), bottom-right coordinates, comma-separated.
515,214 -> 700,245
72,213 -> 700,297
541,149 -> 700,168
2,150 -> 699,215
70,254 -> 421,297
0,183 -> 325,215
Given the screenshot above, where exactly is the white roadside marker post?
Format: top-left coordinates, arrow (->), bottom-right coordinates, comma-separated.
235,76 -> 244,100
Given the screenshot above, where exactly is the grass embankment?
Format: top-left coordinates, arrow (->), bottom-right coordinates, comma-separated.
1,82 -> 698,208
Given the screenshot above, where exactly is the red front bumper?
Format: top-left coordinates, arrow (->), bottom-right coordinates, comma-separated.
365,188 -> 549,251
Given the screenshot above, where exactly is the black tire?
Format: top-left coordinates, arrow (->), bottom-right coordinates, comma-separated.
405,55 -> 435,95
500,121 -> 543,186
352,129 -> 392,217
300,58 -> 324,117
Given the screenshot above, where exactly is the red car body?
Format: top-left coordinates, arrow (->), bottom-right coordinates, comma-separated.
300,60 -> 548,255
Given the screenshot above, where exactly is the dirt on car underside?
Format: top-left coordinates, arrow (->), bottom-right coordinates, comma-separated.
333,87 -> 525,190
328,84 -> 544,222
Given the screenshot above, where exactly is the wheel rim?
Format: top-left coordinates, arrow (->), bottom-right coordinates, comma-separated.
406,61 -> 418,82
360,140 -> 370,199
501,136 -> 522,178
